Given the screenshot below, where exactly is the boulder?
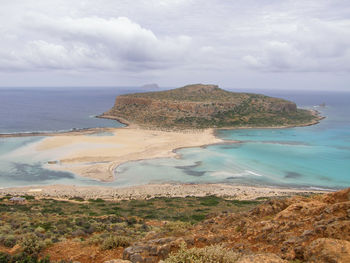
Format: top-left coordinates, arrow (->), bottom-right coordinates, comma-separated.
123,237 -> 184,263
304,238 -> 350,263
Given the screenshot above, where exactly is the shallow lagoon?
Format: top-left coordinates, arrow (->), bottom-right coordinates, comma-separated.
0,89 -> 349,189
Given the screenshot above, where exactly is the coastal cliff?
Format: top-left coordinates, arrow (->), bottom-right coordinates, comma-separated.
102,84 -> 321,129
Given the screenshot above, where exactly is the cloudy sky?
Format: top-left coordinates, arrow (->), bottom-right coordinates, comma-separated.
0,0 -> 349,90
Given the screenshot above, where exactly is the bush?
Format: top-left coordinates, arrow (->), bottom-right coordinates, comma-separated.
88,198 -> 105,203
35,227 -> 46,234
165,243 -> 240,263
191,214 -> 206,222
3,235 -> 17,248
101,235 -> 131,250
20,234 -> 46,256
162,221 -> 191,236
0,252 -> 51,263
199,196 -> 221,206
71,229 -> 85,237
0,252 -> 11,263
21,195 -> 35,200
69,197 -> 85,202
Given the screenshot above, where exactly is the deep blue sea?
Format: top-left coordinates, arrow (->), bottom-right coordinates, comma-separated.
0,88 -> 126,133
0,88 -> 349,189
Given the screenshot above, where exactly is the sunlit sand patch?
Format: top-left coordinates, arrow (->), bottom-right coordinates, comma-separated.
28,189 -> 42,192
36,128 -> 222,182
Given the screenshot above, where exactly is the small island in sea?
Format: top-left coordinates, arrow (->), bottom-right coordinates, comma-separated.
101,84 -> 322,129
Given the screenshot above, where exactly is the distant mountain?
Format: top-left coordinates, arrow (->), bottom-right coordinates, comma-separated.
102,84 -> 322,129
140,83 -> 160,90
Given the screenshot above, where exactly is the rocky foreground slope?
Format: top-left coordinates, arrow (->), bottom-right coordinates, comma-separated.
122,188 -> 350,263
102,84 -> 321,129
2,189 -> 349,263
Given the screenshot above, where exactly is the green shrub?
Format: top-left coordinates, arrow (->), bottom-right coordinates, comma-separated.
20,234 -> 46,256
71,229 -> 85,237
0,252 -> 11,263
101,235 -> 131,250
35,226 -> 46,234
21,195 -> 35,200
199,196 -> 221,206
0,252 -> 51,263
3,235 -> 17,248
230,200 -> 259,206
88,198 -> 105,203
165,243 -> 240,263
162,221 -> 191,236
191,214 -> 206,222
69,197 -> 85,202
126,217 -> 138,226
39,222 -> 52,231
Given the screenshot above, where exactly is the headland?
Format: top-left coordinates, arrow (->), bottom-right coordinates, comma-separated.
101,84 -> 323,129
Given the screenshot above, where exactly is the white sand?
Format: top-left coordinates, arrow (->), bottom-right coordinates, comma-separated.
36,127 -> 223,181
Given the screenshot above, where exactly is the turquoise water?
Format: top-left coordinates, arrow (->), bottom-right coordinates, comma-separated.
114,92 -> 350,190
0,89 -> 349,189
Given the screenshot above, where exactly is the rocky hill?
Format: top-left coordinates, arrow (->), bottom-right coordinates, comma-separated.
123,188 -> 350,263
102,84 -> 321,129
1,188 -> 349,262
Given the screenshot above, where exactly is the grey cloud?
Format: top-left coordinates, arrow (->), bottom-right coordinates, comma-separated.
242,18 -> 350,72
0,0 -> 349,89
1,14 -> 193,71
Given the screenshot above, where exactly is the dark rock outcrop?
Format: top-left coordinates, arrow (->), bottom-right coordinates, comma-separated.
123,237 -> 184,263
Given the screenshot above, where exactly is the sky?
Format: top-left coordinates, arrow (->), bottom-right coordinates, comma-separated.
0,0 -> 349,91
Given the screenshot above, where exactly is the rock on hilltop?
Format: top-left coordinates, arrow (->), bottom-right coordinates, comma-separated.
102,84 -> 321,129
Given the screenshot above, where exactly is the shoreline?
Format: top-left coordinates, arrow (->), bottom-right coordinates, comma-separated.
0,127 -> 121,138
0,183 -> 333,201
214,110 -> 325,131
0,109 -> 324,138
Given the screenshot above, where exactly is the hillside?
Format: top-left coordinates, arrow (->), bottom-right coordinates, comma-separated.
101,84 -> 321,129
0,189 -> 349,262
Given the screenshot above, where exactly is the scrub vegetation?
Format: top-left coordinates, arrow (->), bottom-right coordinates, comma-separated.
0,195 -> 260,262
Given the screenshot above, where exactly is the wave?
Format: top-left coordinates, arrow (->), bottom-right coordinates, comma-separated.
210,171 -> 245,178
307,186 -> 337,191
245,170 -> 263,176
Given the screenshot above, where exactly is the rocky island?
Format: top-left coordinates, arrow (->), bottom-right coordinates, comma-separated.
101,84 -> 322,129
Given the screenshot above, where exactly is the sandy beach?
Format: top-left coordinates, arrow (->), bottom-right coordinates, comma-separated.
36,127 -> 223,181
0,183 -> 331,201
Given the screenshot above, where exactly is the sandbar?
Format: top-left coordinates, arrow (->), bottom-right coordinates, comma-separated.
36,127 -> 223,181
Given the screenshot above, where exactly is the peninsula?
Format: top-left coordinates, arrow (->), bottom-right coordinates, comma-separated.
101,84 -> 322,129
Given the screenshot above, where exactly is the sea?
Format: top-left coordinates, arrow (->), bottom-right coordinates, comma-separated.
0,87 -> 349,190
